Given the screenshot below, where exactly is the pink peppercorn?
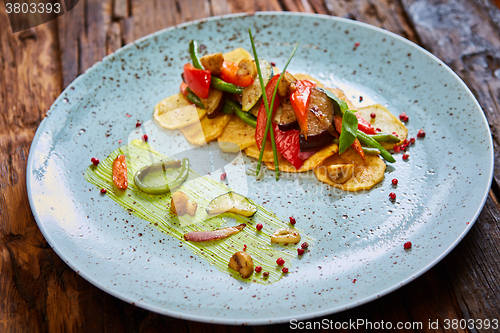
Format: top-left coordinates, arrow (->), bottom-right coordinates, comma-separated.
297,248 -> 305,256
289,216 -> 296,225
409,137 -> 416,145
352,278 -> 357,283
263,272 -> 269,278
370,113 -> 376,119
100,188 -> 107,194
389,192 -> 396,201
392,178 -> 398,186
91,157 -> 99,166
282,267 -> 289,274
220,172 -> 227,181
256,224 -> 263,231
255,266 -> 262,273
135,121 -> 142,128
402,154 -> 409,160
143,134 -> 148,142
376,128 -> 382,132
404,241 -> 412,250
276,257 -> 285,266
417,129 -> 426,138
301,242 -> 309,249
399,113 -> 409,122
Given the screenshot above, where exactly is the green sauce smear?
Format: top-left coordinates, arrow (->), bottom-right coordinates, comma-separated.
85,140 -> 309,284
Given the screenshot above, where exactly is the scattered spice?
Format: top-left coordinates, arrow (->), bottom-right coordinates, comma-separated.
282,267 -> 289,274
100,188 -> 107,194
297,248 -> 305,256
256,223 -> 263,231
392,178 -> 398,186
263,271 -> 269,278
143,134 -> 148,142
220,172 -> 227,181
276,257 -> 285,266
91,157 -> 100,166
389,192 -> 396,201
135,121 -> 142,128
399,113 -> 409,122
370,112 -> 376,119
255,266 -> 262,273
417,129 -> 426,138
402,153 -> 409,161
289,216 -> 296,225
301,242 -> 309,249
404,241 -> 412,250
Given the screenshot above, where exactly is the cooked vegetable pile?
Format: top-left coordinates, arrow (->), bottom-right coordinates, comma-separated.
155,30 -> 408,191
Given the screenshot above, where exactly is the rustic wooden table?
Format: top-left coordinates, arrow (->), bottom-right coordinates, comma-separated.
1,0 -> 499,331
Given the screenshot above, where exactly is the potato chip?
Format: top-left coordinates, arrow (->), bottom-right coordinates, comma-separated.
265,143 -> 338,173
217,115 -> 256,152
223,48 -> 252,63
314,148 -> 386,191
356,104 -> 408,149
244,143 -> 274,163
181,114 -> 231,146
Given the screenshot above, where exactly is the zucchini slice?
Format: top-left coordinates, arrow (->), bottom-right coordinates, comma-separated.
206,192 -> 257,217
241,60 -> 272,111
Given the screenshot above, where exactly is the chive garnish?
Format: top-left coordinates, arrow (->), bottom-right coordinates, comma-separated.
248,28 -> 298,180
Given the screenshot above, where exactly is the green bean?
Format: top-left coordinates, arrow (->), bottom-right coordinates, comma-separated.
211,77 -> 244,94
185,87 -> 205,109
362,147 -> 381,155
224,100 -> 257,127
189,40 -> 204,70
368,133 -> 400,143
357,131 -> 395,163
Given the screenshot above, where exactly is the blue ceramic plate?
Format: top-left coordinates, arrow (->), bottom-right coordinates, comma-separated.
27,13 -> 493,325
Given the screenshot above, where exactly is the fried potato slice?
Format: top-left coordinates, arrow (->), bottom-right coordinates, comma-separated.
217,115 -> 256,152
154,94 -> 206,129
244,143 -> 275,163
181,114 -> 231,146
357,104 -> 408,149
265,143 -> 339,173
293,73 -> 354,109
314,148 -> 386,191
154,90 -> 223,129
223,48 -> 252,63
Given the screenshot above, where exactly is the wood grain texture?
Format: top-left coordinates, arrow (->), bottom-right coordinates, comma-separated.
1,0 -> 498,331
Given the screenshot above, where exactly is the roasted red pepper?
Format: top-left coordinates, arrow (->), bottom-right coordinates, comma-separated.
355,113 -> 377,134
112,154 -> 128,190
183,63 -> 211,98
220,61 -> 254,87
255,75 -> 305,169
333,115 -> 365,160
290,80 -> 316,134
180,82 -> 188,96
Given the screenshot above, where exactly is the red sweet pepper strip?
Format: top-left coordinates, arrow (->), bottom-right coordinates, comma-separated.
183,63 -> 211,98
220,61 -> 254,87
180,82 -> 188,96
355,113 -> 377,134
255,75 -> 304,169
334,115 -> 365,160
290,80 -> 316,135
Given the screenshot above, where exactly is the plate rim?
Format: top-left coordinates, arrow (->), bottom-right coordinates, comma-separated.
26,12 -> 494,325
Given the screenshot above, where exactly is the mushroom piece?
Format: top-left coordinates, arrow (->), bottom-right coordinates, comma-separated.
228,251 -> 254,278
200,53 -> 224,75
170,191 -> 197,216
326,164 -> 354,184
270,228 -> 301,245
236,59 -> 257,78
277,72 -> 297,97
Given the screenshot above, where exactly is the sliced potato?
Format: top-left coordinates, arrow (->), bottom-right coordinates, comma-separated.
154,94 -> 206,129
200,89 -> 223,114
223,48 -> 252,63
181,114 -> 231,146
265,143 -> 338,173
217,115 -> 256,152
244,143 -> 275,163
314,148 -> 386,191
356,104 -> 408,149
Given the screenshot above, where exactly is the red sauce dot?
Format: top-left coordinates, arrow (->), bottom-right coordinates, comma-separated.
417,129 -> 426,138
301,242 -> 309,249
100,188 -> 107,194
282,267 -> 289,274
392,178 -> 398,186
220,172 -> 227,181
256,223 -> 263,231
255,266 -> 262,273
389,192 -> 396,201
404,241 -> 412,250
143,134 -> 148,142
297,248 -> 305,256
289,216 -> 296,225
370,112 -> 376,119
276,257 -> 285,266
402,153 -> 409,160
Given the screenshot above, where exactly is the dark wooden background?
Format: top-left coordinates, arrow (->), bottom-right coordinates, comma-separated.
1,0 -> 499,332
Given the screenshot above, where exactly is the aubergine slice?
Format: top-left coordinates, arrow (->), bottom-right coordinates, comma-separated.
274,100 -> 299,131
206,192 -> 257,217
299,88 -> 335,151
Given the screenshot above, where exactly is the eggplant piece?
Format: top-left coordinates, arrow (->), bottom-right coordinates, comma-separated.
299,88 -> 335,151
274,100 -> 299,131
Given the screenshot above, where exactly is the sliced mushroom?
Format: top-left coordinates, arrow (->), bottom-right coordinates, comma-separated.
271,228 -> 301,245
170,191 -> 197,216
277,72 -> 297,97
228,251 -> 254,278
237,59 -> 257,78
200,53 -> 224,75
326,164 -> 354,184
